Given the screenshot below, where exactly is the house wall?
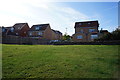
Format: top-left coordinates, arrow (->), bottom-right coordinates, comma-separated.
51,31 -> 62,40
15,24 -> 30,37
75,27 -> 98,34
58,34 -> 62,40
43,25 -> 53,40
51,31 -> 57,40
28,25 -> 62,40
28,31 -> 44,39
72,23 -> 99,42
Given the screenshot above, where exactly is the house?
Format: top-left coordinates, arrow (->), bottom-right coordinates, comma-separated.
1,26 -> 16,36
2,23 -> 29,37
28,24 -> 52,40
13,23 -> 30,37
100,29 -> 109,34
99,29 -> 109,38
72,20 -> 99,42
52,29 -> 62,40
28,24 -> 62,40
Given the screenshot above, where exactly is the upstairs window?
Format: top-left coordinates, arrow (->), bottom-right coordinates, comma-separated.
89,29 -> 95,32
2,28 -> 5,32
88,23 -> 91,24
35,26 -> 39,30
10,28 -> 14,32
77,35 -> 83,39
79,23 -> 82,25
29,32 -> 32,36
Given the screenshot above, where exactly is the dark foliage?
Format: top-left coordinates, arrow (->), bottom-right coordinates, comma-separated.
95,28 -> 120,41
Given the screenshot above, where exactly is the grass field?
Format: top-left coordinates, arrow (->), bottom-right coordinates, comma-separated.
2,44 -> 119,78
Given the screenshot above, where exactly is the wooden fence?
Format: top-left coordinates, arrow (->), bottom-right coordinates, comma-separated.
2,35 -> 50,45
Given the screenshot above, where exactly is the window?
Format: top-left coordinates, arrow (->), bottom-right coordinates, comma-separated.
29,32 -> 32,36
10,28 -> 14,32
88,23 -> 91,24
89,29 -> 95,32
2,28 -> 5,32
18,27 -> 21,29
91,35 -> 98,39
79,23 -> 82,25
35,26 -> 39,30
16,33 -> 18,35
80,29 -> 83,33
38,32 -> 42,35
77,35 -> 83,39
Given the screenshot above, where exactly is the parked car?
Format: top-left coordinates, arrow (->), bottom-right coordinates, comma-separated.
49,40 -> 61,43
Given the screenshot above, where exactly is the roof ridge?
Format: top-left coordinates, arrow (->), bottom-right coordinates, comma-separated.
33,23 -> 49,26
75,20 -> 98,23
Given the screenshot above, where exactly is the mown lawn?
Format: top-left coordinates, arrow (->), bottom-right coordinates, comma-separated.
2,44 -> 119,78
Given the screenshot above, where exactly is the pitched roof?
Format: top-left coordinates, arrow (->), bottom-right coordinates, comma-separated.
13,23 -> 27,30
29,24 -> 49,31
100,30 -> 109,33
2,27 -> 16,35
52,29 -> 62,35
75,20 -> 99,28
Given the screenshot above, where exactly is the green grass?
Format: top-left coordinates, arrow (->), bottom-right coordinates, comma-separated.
2,44 -> 119,78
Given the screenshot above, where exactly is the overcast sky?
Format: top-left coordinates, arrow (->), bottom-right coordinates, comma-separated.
0,0 -> 119,35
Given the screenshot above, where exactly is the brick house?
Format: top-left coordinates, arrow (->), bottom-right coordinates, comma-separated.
72,21 -> 99,42
2,23 -> 30,37
99,29 -> 109,38
13,23 -> 30,37
2,26 -> 16,36
52,29 -> 62,40
28,24 -> 62,40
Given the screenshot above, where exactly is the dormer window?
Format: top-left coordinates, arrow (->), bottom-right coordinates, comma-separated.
10,27 -> 14,32
2,28 -> 5,32
35,26 -> 39,30
88,23 -> 91,24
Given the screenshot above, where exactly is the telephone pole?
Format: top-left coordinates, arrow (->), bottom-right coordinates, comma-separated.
65,27 -> 67,35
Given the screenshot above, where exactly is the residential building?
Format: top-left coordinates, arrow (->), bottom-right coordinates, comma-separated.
28,24 -> 52,39
2,23 -> 30,37
99,29 -> 109,38
13,23 -> 30,37
2,26 -> 16,36
72,20 -> 99,42
28,24 -> 62,40
52,29 -> 62,40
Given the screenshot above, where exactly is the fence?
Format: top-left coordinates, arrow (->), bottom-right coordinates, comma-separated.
2,35 -> 120,45
2,35 -> 50,45
52,41 -> 120,45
